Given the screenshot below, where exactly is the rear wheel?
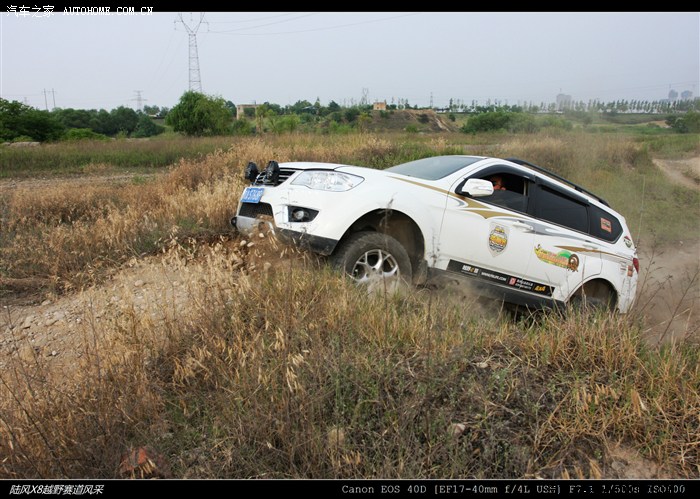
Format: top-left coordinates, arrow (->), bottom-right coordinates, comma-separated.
569,282 -> 616,314
331,231 -> 413,293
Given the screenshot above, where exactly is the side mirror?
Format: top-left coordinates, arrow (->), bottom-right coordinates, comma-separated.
459,178 -> 494,197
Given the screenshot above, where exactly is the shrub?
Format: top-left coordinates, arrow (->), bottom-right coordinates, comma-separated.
461,111 -> 512,133
132,114 -> 165,138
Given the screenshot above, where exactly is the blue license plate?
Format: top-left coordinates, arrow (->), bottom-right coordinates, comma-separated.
241,187 -> 264,204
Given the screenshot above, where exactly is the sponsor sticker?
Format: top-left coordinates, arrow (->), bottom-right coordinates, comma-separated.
624,236 -> 633,248
601,217 -> 612,233
447,260 -> 554,296
488,224 -> 508,255
534,245 -> 579,272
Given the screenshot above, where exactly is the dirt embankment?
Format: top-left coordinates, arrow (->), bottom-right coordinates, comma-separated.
652,156 -> 700,191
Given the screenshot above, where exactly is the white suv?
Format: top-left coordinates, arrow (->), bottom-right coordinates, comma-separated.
232,155 -> 639,313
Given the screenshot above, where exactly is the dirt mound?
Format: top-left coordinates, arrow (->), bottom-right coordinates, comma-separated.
367,109 -> 459,133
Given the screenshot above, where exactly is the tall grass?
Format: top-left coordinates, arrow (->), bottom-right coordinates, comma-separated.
1,243 -> 697,478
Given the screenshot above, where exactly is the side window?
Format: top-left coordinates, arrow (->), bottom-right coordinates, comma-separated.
534,185 -> 588,233
588,205 -> 622,241
477,171 -> 529,213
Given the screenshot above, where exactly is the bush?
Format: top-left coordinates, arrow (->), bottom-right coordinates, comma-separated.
508,113 -> 539,133
344,108 -> 360,123
132,114 -> 165,138
461,111 -> 512,133
667,112 -> 700,133
231,119 -> 254,136
539,115 -> 573,131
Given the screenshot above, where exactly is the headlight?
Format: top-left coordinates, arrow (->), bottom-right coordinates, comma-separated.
291,171 -> 364,192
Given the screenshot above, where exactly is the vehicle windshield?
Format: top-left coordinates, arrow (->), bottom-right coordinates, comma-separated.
385,156 -> 483,180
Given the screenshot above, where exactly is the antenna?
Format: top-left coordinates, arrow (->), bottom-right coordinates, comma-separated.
177,13 -> 206,92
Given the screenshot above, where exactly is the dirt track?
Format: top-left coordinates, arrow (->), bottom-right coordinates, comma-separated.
653,156 -> 700,191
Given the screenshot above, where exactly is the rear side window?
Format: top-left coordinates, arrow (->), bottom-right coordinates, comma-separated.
535,185 -> 588,233
588,205 -> 622,241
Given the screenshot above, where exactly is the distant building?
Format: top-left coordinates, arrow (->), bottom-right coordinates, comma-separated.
373,101 -> 387,111
236,104 -> 258,119
556,93 -> 572,111
681,90 -> 693,101
668,89 -> 678,101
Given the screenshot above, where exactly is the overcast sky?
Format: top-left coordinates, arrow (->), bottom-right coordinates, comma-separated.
1,11 -> 698,111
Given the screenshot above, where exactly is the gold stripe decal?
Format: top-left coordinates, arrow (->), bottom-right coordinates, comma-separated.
391,176 -> 512,219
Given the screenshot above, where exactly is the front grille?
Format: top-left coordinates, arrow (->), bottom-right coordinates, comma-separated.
239,202 -> 273,218
252,168 -> 299,186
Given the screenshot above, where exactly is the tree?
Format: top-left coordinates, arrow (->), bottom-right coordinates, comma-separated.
344,108 -> 360,123
0,98 -> 64,142
166,91 -> 232,136
53,108 -> 93,129
91,109 -> 117,136
110,106 -> 139,135
288,99 -> 313,114
327,101 -> 341,113
132,113 -> 165,138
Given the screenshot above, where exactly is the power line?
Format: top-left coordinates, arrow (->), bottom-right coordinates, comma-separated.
206,13 -> 417,36
206,13 -> 301,24
206,13 -> 315,31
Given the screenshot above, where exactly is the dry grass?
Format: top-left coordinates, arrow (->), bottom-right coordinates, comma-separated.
1,242 -> 697,478
0,132 -> 698,478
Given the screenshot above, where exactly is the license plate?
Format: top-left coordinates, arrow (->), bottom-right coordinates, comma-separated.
241,187 -> 264,204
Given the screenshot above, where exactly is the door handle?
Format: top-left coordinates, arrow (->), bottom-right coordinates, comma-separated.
583,242 -> 599,250
512,221 -> 534,232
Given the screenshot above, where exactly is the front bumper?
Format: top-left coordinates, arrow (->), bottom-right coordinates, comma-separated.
231,215 -> 339,256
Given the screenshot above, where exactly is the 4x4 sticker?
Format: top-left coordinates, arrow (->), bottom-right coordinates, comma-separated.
488,224 -> 508,255
447,259 -> 553,296
534,245 -> 579,272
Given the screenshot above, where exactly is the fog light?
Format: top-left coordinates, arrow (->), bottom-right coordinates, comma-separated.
292,209 -> 308,221
289,206 -> 319,223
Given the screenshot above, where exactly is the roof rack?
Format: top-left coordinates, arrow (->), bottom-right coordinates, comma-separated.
505,157 -> 609,207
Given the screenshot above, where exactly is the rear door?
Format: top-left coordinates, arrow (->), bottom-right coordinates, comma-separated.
527,182 -> 602,302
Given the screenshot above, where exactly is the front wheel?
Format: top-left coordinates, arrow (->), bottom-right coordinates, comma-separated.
330,231 -> 413,293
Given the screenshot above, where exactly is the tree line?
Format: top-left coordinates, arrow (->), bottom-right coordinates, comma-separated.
2,91 -> 699,143
0,98 -> 165,142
